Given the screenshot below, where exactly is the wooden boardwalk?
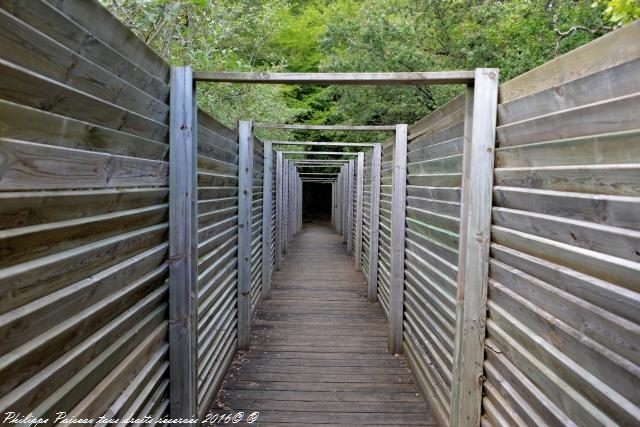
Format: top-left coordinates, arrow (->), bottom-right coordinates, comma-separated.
210,223 -> 435,426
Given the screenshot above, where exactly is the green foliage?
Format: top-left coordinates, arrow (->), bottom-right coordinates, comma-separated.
593,0 -> 640,24
102,0 -> 300,131
102,0 -> 623,139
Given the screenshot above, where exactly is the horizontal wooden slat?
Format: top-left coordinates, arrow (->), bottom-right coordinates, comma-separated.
0,0 -> 169,101
0,223 -> 167,314
496,129 -> 640,168
0,204 -> 167,268
0,8 -> 169,123
497,92 -> 640,147
0,138 -> 168,190
0,188 -> 167,230
494,164 -> 640,196
0,100 -> 168,161
499,20 -> 640,103
46,0 -> 169,83
0,58 -> 168,142
493,186 -> 640,230
498,58 -> 640,125
492,206 -> 640,262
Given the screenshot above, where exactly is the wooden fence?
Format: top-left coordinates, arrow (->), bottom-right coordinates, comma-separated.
0,0 -> 172,421
194,113 -> 240,417
351,20 -> 639,427
482,21 -> 640,426
402,94 -> 466,424
1,1 -> 638,425
377,139 -> 395,320
361,151 -> 373,279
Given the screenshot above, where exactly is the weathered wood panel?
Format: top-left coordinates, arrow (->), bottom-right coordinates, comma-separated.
402,93 -> 465,426
451,69 -> 499,427
376,137 -> 395,321
0,0 -> 172,422
195,112 -> 240,418
482,23 -> 640,427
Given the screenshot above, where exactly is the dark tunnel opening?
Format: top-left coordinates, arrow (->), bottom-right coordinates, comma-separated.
302,182 -> 332,223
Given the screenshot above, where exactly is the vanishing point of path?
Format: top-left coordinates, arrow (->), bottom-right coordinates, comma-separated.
210,222 -> 435,426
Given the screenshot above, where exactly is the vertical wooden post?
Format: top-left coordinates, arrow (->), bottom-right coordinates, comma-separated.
355,152 -> 364,271
346,159 -> 354,255
298,177 -> 302,232
342,167 -> 348,241
275,151 -> 283,270
292,167 -> 296,236
282,160 -> 289,254
262,142 -> 273,298
336,171 -> 342,233
389,124 -> 408,354
288,163 -> 294,242
451,68 -> 499,427
294,174 -> 298,233
169,66 -> 197,419
368,143 -> 382,303
237,120 -> 254,350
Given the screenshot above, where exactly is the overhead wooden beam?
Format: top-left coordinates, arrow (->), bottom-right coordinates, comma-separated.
258,124 -> 395,131
279,151 -> 358,156
262,141 -> 273,299
368,143 -> 382,303
450,68 -> 499,427
268,140 -> 377,147
237,120 -> 254,350
193,71 -> 475,85
354,152 -> 364,271
169,66 -> 198,420
294,165 -> 341,168
291,160 -> 349,164
389,124 -> 408,354
298,172 -> 339,176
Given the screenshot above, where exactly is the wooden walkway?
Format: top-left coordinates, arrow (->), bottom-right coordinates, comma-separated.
210,223 -> 435,426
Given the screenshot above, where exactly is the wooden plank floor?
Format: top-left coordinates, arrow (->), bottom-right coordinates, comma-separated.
209,222 -> 436,426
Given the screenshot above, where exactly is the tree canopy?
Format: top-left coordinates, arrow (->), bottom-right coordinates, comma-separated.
103,0 -> 639,141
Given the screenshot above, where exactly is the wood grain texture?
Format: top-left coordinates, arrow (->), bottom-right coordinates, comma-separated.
0,0 -> 168,101
237,121 -> 254,350
451,69 -> 499,427
262,142 -> 273,299
499,20 -> 640,103
282,160 -> 289,254
0,138 -> 168,190
368,144 -> 382,303
389,124 -> 408,354
0,8 -> 169,123
209,223 -> 436,426
0,99 -> 168,161
0,58 -> 168,143
268,140 -> 377,146
194,71 -> 474,85
168,66 -> 197,419
275,152 -> 283,270
355,153 -> 364,270
346,159 -> 354,256
45,0 -> 169,83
